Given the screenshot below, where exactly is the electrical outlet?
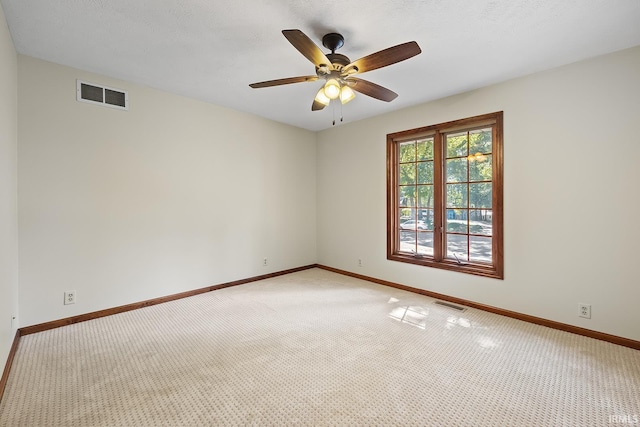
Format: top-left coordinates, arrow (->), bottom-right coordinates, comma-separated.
578,303 -> 591,319
64,291 -> 76,305
263,257 -> 268,267
358,258 -> 363,267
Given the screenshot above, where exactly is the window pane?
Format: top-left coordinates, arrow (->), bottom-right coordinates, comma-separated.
469,128 -> 492,155
417,185 -> 434,208
446,184 -> 468,208
470,210 -> 493,236
470,183 -> 492,208
399,208 -> 415,223
446,158 -> 467,183
447,132 -> 468,157
399,186 -> 416,207
470,236 -> 492,263
399,142 -> 415,162
446,234 -> 468,261
447,218 -> 468,234
469,155 -> 492,182
399,163 -> 415,185
399,230 -> 416,253
417,162 -> 433,184
417,231 -> 434,256
417,138 -> 434,161
418,209 -> 434,229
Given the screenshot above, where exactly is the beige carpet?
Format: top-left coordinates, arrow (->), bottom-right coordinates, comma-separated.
1,268 -> 639,426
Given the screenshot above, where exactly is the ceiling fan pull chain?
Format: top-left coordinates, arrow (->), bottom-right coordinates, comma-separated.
332,100 -> 336,126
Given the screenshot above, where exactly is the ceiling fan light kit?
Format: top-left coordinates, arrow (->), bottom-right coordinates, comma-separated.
249,29 -> 421,121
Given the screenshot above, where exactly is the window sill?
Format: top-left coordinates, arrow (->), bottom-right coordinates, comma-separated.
388,253 -> 503,279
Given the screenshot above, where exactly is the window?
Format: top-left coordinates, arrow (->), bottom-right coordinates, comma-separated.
387,112 -> 503,279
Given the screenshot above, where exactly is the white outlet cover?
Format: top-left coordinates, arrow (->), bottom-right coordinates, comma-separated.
64,291 -> 76,305
578,303 -> 591,319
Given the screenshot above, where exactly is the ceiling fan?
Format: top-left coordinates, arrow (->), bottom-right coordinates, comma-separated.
249,30 -> 421,112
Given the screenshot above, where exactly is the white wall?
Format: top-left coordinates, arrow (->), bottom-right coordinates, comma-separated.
0,3 -> 19,363
317,46 -> 640,341
18,56 -> 317,326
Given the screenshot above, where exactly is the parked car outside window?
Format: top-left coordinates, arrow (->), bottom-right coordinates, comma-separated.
400,220 -> 428,230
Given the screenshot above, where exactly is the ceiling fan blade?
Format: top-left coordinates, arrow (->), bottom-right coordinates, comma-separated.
249,75 -> 318,88
312,99 -> 328,111
347,77 -> 398,102
282,29 -> 332,68
345,41 -> 421,74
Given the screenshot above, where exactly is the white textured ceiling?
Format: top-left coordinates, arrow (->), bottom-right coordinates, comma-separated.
2,0 -> 640,131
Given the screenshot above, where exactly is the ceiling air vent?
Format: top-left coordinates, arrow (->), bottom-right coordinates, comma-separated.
77,80 -> 128,110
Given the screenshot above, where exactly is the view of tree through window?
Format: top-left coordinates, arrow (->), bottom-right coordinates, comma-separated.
387,112 -> 503,279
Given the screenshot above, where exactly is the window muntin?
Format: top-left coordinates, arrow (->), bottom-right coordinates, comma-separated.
387,112 -> 503,279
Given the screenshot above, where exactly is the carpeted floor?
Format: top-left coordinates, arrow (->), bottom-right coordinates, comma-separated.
1,268 -> 639,426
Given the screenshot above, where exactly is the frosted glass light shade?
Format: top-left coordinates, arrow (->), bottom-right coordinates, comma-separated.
314,88 -> 331,106
340,86 -> 355,104
323,79 -> 341,99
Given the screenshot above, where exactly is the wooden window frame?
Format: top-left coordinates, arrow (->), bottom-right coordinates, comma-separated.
387,112 -> 504,279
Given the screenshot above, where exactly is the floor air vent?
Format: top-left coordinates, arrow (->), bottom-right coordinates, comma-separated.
434,301 -> 466,311
77,80 -> 128,110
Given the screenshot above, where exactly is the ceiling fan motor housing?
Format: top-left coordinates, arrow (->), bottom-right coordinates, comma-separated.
316,53 -> 352,76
